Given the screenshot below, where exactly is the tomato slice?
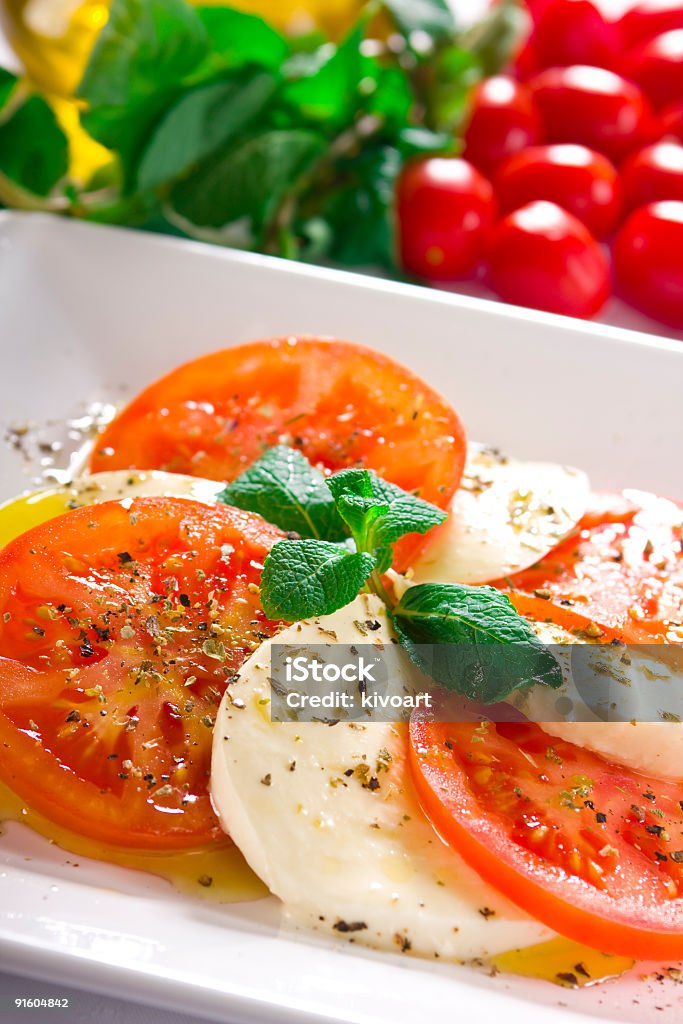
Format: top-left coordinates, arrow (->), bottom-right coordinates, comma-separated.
89,337 -> 466,569
410,716 -> 683,959
0,498 -> 282,849
500,490 -> 683,644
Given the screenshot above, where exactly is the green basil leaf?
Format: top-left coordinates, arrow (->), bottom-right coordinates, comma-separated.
327,468 -> 446,549
283,22 -> 364,128
78,0 -> 208,109
393,583 -> 563,702
0,95 -> 68,196
169,128 -> 324,238
219,446 -> 348,541
0,68 -> 17,112
136,72 -> 278,192
78,0 -> 208,185
195,7 -> 289,71
380,0 -> 457,42
260,540 -> 375,620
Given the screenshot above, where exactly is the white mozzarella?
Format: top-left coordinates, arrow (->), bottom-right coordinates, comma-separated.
56,469 -> 224,507
519,621 -> 683,781
211,594 -> 553,960
412,443 -> 589,584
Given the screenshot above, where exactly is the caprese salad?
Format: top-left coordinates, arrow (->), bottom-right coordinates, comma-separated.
1,336 -> 682,987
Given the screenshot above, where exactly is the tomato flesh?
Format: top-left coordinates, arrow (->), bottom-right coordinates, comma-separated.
410,717 -> 683,959
500,490 -> 683,644
0,497 -> 282,849
90,338 -> 466,571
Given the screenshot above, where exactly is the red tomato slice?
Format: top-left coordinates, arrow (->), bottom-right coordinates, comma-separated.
409,716 -> 683,959
90,337 -> 466,570
0,498 -> 282,849
500,490 -> 683,644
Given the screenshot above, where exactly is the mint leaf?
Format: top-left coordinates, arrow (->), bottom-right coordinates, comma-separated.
196,7 -> 289,71
0,95 -> 68,196
137,73 -> 278,192
327,469 -> 446,550
393,584 -> 563,703
0,68 -> 16,112
260,540 -> 375,621
169,129 -> 324,238
219,446 -> 347,541
380,0 -> 457,42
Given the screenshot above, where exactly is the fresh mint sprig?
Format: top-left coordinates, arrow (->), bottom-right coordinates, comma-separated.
224,446 -> 562,703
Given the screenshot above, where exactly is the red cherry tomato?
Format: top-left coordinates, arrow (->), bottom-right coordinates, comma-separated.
494,144 -> 621,238
619,1 -> 683,50
529,65 -> 653,163
621,142 -> 683,212
623,30 -> 683,111
658,100 -> 683,143
513,37 -> 541,81
463,77 -> 541,176
396,157 -> 496,281
614,201 -> 683,326
487,201 -> 611,319
533,0 -> 620,70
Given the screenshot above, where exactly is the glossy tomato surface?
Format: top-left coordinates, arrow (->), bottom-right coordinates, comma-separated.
623,30 -> 683,111
658,99 -> 683,143
529,65 -> 653,163
501,490 -> 683,643
487,201 -> 611,319
619,0 -> 683,48
532,0 -> 620,70
410,716 -> 683,959
614,201 -> 683,327
0,497 -> 283,849
463,76 -> 541,175
90,337 -> 467,571
494,144 -> 622,237
621,142 -> 683,211
397,156 -> 496,280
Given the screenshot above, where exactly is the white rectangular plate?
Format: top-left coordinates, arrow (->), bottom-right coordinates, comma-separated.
1,212 -> 682,1024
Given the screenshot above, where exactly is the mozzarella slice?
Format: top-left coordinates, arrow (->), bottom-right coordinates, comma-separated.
412,444 -> 589,584
519,621 -> 683,781
211,594 -> 553,960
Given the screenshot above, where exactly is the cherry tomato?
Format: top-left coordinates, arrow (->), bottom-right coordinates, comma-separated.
494,145 -> 622,238
621,142 -> 683,211
90,337 -> 467,571
501,490 -> 683,644
396,156 -> 496,280
533,0 -> 620,70
619,1 -> 683,50
410,716 -> 683,960
614,201 -> 683,327
513,37 -> 542,81
0,497 -> 283,849
657,99 -> 683,143
623,30 -> 683,111
463,77 -> 541,176
529,65 -> 653,163
487,201 -> 611,319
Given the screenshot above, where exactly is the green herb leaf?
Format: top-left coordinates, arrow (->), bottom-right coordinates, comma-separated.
0,68 -> 17,112
219,446 -> 348,541
78,0 -> 208,185
195,7 -> 289,72
260,540 -> 375,620
0,95 -> 68,196
393,583 -> 563,702
169,128 -> 324,238
380,0 -> 457,42
283,22 -> 365,128
327,468 -> 446,549
136,72 -> 278,192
